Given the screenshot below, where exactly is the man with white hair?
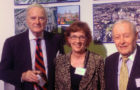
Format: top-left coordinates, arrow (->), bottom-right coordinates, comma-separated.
0,4 -> 64,90
105,20 -> 140,90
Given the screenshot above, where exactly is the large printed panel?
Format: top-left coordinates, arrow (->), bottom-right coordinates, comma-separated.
14,7 -> 57,34
93,1 -> 140,43
57,5 -> 80,25
14,0 -> 80,5
14,5 -> 80,34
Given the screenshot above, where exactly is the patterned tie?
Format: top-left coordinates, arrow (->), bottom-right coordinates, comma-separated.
35,39 -> 47,90
119,56 -> 129,90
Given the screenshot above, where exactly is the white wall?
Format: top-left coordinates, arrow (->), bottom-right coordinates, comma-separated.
0,0 -> 14,89
1,0 -> 138,89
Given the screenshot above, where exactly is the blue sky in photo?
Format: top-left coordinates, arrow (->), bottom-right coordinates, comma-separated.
57,6 -> 79,14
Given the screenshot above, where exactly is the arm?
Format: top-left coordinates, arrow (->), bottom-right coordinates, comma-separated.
98,58 -> 105,90
0,38 -> 41,87
54,56 -> 59,90
54,54 -> 64,90
0,38 -> 22,87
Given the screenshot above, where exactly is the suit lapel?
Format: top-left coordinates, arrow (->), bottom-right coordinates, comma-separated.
79,51 -> 96,89
44,32 -> 51,80
43,31 -> 58,87
64,53 -> 72,89
127,45 -> 140,90
21,30 -> 32,70
43,31 -> 56,63
111,53 -> 120,90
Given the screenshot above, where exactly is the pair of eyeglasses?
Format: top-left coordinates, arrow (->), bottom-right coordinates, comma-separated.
69,35 -> 86,41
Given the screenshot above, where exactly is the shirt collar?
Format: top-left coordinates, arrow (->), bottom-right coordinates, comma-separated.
29,29 -> 44,40
119,47 -> 137,62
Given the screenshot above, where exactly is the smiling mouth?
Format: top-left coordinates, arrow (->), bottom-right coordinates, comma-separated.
34,25 -> 41,27
119,46 -> 128,49
75,45 -> 81,48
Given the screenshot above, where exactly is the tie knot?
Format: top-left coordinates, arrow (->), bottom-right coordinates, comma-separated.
122,57 -> 129,63
36,38 -> 41,45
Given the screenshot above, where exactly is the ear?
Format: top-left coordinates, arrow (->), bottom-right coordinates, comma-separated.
136,31 -> 138,40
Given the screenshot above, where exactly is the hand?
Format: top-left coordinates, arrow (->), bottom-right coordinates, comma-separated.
21,70 -> 41,83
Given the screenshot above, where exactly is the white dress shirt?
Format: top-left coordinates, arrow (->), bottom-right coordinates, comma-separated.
117,48 -> 137,89
29,30 -> 48,76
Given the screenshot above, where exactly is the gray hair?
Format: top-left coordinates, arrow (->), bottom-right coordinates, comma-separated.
26,3 -> 47,18
112,19 -> 137,34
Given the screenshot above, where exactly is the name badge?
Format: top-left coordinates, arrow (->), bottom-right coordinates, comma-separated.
135,78 -> 140,88
37,75 -> 46,87
75,67 -> 86,76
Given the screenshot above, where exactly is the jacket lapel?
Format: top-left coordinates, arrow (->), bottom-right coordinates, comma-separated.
112,53 -> 119,90
127,45 -> 140,90
21,30 -> 32,70
79,51 -> 96,89
63,52 -> 72,89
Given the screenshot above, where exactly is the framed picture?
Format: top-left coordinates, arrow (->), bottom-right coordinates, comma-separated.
92,0 -> 136,1
93,0 -> 111,1
38,0 -> 80,4
14,8 -> 27,34
14,0 -> 37,5
57,5 -> 80,25
14,5 -> 80,35
14,7 -> 57,35
57,0 -> 79,2
57,25 -> 69,33
14,0 -> 80,5
93,1 -> 140,43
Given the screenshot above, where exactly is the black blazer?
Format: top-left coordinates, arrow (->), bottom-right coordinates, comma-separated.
0,30 -> 64,90
105,45 -> 140,90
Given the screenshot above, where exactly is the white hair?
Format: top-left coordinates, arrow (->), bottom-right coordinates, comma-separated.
26,3 -> 47,18
112,19 -> 136,34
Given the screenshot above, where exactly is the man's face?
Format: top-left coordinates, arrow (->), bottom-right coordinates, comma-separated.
112,22 -> 138,57
26,7 -> 47,36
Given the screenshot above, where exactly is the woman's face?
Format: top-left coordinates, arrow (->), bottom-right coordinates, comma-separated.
68,31 -> 87,53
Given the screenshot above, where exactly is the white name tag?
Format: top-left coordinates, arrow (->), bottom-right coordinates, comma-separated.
37,75 -> 46,87
75,67 -> 86,76
135,78 -> 140,88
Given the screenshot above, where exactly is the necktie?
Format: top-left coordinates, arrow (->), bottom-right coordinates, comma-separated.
119,57 -> 129,90
35,39 -> 47,90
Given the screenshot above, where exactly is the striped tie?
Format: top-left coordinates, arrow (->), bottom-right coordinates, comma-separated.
35,39 -> 47,90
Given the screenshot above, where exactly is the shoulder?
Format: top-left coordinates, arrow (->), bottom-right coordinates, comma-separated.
89,52 -> 103,60
55,53 -> 68,64
88,51 -> 104,66
136,45 -> 140,51
89,51 -> 104,63
4,31 -> 28,44
105,52 -> 119,61
56,54 -> 66,60
105,52 -> 119,67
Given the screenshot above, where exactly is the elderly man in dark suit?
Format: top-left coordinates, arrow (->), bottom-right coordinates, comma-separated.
0,4 -> 64,90
105,20 -> 140,90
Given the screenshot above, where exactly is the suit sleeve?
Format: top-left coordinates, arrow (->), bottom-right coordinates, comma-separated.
104,57 -> 112,90
0,38 -> 22,87
98,58 -> 105,90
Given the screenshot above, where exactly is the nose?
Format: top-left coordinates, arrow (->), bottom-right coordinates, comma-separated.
75,37 -> 81,42
120,36 -> 125,44
35,18 -> 40,24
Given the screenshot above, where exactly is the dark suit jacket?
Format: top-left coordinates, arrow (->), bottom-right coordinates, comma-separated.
0,30 -> 64,90
105,45 -> 140,90
55,50 -> 105,90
